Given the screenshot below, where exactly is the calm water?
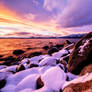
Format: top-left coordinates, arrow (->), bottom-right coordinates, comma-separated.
0,39 -> 79,55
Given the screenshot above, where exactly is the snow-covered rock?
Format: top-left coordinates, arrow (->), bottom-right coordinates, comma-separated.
39,56 -> 58,66
41,66 -> 66,91
15,74 -> 40,92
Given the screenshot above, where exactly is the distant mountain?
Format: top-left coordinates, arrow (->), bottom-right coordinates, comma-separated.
61,33 -> 87,38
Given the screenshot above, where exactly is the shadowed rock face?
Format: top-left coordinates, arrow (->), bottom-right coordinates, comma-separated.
68,32 -> 92,75
63,80 -> 92,92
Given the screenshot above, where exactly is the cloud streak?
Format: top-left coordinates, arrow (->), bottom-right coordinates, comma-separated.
58,0 -> 92,27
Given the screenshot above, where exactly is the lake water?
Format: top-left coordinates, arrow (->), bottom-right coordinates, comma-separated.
0,38 -> 79,56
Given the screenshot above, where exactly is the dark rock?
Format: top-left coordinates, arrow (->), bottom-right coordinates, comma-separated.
0,55 -> 4,58
68,32 -> 92,75
26,47 -> 33,50
0,56 -> 16,66
55,44 -> 64,49
80,64 -> 92,76
28,52 -> 42,58
64,40 -> 72,47
13,49 -> 25,56
30,64 -> 39,68
42,46 -> 49,50
16,64 -> 25,72
0,79 -> 6,89
48,47 -> 59,55
36,77 -> 44,89
63,80 -> 92,92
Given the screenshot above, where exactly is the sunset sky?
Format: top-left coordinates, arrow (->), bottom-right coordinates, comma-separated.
0,0 -> 92,37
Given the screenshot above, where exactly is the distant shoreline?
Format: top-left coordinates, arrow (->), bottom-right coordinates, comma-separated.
0,37 -> 81,39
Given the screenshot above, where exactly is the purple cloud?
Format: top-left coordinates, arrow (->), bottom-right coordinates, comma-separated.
58,0 -> 92,27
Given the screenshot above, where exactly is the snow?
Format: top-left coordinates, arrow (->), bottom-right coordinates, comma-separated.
41,66 -> 66,91
6,67 -> 39,85
62,73 -> 92,89
15,74 -> 40,92
0,65 -> 17,73
1,84 -> 16,92
52,49 -> 69,58
29,55 -> 49,64
0,65 -> 7,70
39,56 -> 58,66
79,39 -> 89,56
66,72 -> 77,81
20,88 -> 33,92
33,86 -> 53,92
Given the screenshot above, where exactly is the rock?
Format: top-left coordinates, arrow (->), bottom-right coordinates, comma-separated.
0,56 -> 16,66
30,64 -> 39,68
68,32 -> 92,75
28,52 -> 42,58
48,47 -> 59,55
26,47 -> 33,50
36,77 -> 44,89
16,64 -> 25,72
80,64 -> 92,76
13,49 -> 25,56
0,55 -> 4,58
55,44 -> 64,49
42,46 -> 49,50
63,80 -> 92,92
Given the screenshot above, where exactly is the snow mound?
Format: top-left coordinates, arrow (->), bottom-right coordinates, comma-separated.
41,66 -> 66,91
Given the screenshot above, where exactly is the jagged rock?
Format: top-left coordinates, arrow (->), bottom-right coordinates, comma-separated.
16,64 -> 25,72
80,64 -> 92,76
36,77 -> 44,89
13,49 -> 25,56
68,32 -> 92,75
63,80 -> 92,92
48,47 -> 59,55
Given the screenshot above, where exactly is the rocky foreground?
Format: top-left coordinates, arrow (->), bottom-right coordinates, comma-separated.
0,32 -> 92,92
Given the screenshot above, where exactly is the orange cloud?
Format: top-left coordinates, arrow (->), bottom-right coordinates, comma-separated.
0,3 -> 69,37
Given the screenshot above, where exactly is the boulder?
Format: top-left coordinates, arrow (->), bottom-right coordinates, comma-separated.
68,32 -> 92,75
16,64 -> 25,72
48,47 -> 59,55
80,64 -> 92,76
63,80 -> 92,92
13,49 -> 25,56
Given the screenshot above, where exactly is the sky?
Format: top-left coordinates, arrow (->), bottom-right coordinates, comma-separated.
0,0 -> 92,37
